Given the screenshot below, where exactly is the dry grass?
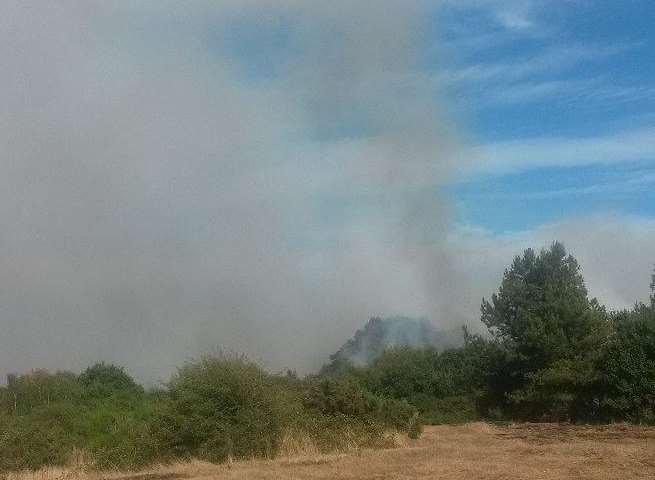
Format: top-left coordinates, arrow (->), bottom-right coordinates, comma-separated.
3,423 -> 655,480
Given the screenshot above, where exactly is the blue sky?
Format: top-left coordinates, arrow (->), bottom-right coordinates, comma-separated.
437,0 -> 655,232
216,1 -> 655,235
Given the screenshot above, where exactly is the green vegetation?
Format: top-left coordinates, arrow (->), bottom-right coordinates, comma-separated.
0,357 -> 418,471
1,243 -> 654,471
320,244 -> 655,425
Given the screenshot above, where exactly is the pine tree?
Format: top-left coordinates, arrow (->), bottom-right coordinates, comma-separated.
481,242 -> 608,420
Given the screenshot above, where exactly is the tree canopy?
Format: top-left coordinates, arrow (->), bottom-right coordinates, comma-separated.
480,242 -> 609,419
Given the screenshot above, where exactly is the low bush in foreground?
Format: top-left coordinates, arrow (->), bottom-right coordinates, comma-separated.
0,356 -> 418,472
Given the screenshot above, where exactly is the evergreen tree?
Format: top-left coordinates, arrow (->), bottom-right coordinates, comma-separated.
481,242 -> 608,420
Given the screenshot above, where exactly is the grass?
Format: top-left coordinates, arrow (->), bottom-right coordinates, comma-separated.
4,422 -> 654,480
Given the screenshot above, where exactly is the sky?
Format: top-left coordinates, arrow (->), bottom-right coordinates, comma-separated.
438,1 -> 655,231
1,1 -> 653,383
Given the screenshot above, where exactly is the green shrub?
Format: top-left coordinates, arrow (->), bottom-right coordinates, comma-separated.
366,347 -> 434,400
79,363 -> 143,399
596,304 -> 655,423
303,377 -> 379,417
416,395 -> 478,424
0,370 -> 83,416
378,397 -> 417,430
83,394 -> 162,469
154,354 -> 285,462
0,404 -> 80,470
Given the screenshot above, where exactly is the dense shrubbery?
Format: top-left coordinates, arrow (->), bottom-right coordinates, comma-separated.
0,365 -> 163,471
319,244 -> 655,426
1,242 -> 654,471
155,355 -> 286,462
0,357 -> 419,471
596,304 -> 655,422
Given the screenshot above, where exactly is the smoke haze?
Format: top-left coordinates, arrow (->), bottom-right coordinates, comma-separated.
2,1 -> 653,383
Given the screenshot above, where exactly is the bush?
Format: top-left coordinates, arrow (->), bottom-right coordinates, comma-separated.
378,397 -> 417,430
366,347 -> 434,400
303,377 -> 378,417
1,370 -> 83,416
596,305 -> 655,422
0,377 -> 162,471
154,354 -> 286,462
83,394 -> 162,469
416,395 -> 478,424
79,363 -> 143,399
0,403 -> 81,470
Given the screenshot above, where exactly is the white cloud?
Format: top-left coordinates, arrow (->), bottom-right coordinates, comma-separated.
448,214 -> 655,324
441,0 -> 544,32
459,127 -> 655,177
495,10 -> 533,30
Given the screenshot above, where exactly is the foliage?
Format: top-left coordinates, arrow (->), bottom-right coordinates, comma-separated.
1,370 -> 82,415
365,347 -> 434,400
0,392 -> 162,471
154,355 -> 286,462
357,335 -> 486,424
1,242 -> 654,472
0,404 -> 80,470
480,242 -> 609,420
79,363 -> 143,399
302,375 -> 419,433
596,304 -> 655,422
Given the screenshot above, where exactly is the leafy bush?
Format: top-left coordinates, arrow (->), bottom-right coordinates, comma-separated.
596,304 -> 655,422
365,347 -> 434,400
154,355 -> 286,462
83,394 -> 162,469
0,404 -> 79,470
303,377 -> 379,417
1,370 -> 83,415
79,363 -> 143,399
416,395 -> 478,424
377,397 -> 418,430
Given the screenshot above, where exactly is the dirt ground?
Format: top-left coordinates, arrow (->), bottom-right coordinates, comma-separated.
6,423 -> 655,480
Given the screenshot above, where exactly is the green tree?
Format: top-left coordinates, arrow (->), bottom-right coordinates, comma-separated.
481,242 -> 608,420
79,362 -> 142,398
0,370 -> 82,415
365,346 -> 434,400
597,304 -> 655,422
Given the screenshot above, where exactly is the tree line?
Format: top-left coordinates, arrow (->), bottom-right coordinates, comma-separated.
0,241 -> 653,470
323,242 -> 655,424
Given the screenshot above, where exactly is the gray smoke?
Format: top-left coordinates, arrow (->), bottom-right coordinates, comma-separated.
2,2 -> 653,384
330,316 -> 463,367
0,1 -> 464,383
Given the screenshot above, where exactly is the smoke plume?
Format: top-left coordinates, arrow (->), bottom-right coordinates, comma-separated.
3,2 -> 653,383
0,1 -> 464,382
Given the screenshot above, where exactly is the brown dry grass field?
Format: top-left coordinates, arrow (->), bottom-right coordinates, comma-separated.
4,423 -> 655,480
